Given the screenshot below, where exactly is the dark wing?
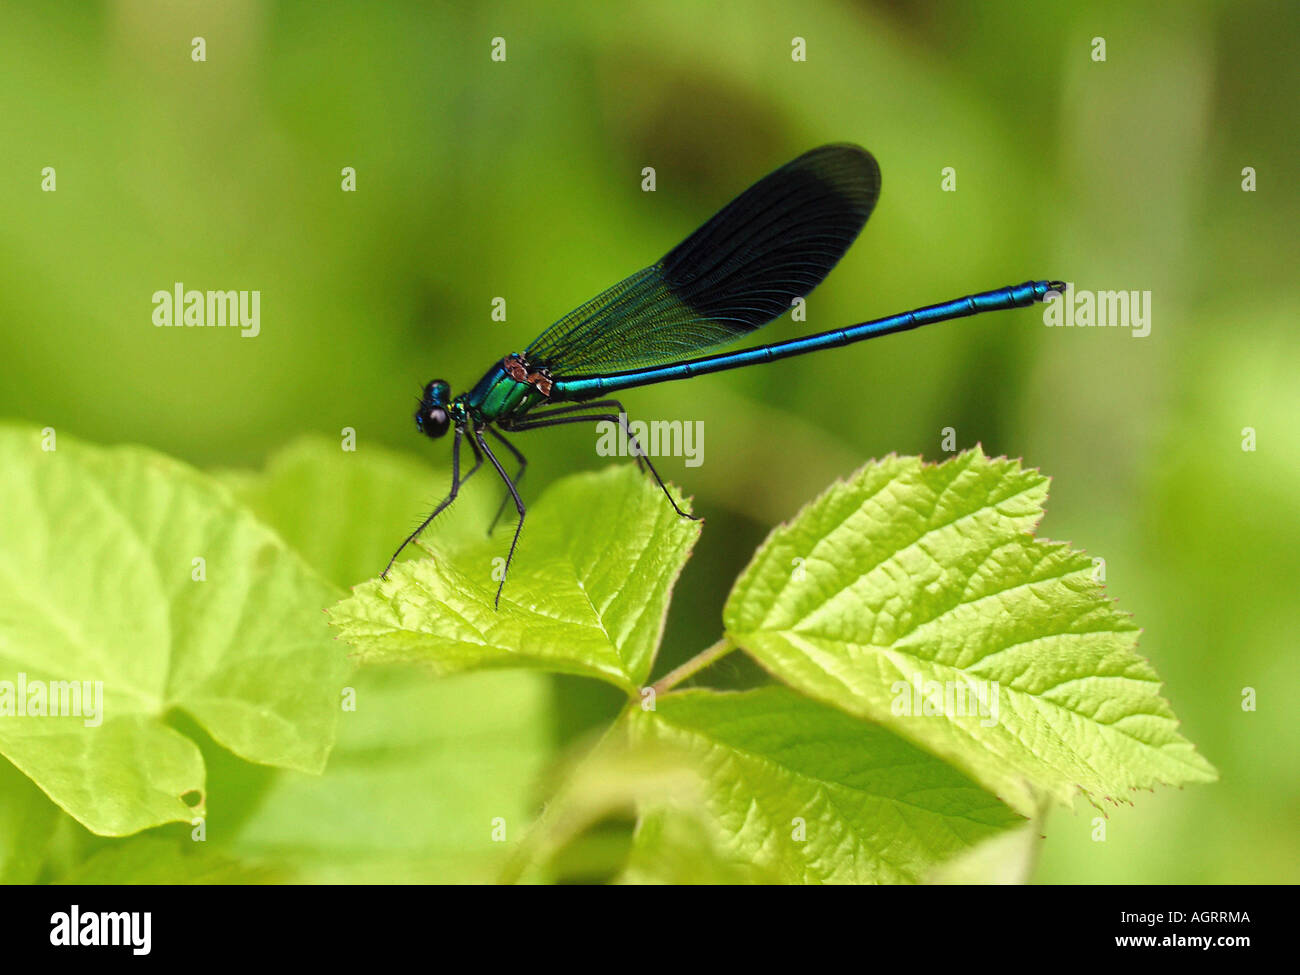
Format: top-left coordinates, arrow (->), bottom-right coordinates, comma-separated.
525,143 -> 880,377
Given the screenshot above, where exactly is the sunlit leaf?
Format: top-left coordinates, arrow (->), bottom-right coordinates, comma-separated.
330,466 -> 700,692
0,426 -> 350,835
626,687 -> 1022,883
725,448 -> 1217,813
228,666 -> 557,883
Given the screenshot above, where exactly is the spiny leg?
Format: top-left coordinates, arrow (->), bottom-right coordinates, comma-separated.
474,427 -> 526,609
486,426 -> 527,537
506,411 -> 697,520
381,425 -> 482,579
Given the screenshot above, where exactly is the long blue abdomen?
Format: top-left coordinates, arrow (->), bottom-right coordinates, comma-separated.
553,281 -> 1059,400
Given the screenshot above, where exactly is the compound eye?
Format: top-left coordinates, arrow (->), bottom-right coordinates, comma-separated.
421,406 -> 450,438
415,380 -> 453,438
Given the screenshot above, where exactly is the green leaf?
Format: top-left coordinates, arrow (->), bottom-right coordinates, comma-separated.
500,719 -> 705,884
227,666 -> 557,883
925,814 -> 1044,885
626,687 -> 1023,884
724,448 -> 1217,813
53,837 -> 278,884
220,435 -> 493,590
620,806 -> 785,884
0,426 -> 351,836
219,438 -> 562,883
329,466 -> 700,692
0,758 -> 59,882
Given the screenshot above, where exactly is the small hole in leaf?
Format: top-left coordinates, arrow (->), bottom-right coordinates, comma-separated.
181,789 -> 203,808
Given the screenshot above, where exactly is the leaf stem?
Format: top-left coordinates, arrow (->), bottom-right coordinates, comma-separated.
650,638 -> 736,696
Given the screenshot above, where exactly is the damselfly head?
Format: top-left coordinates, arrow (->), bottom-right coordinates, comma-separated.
414,379 -> 452,438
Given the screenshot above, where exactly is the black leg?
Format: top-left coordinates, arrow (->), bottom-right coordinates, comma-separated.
485,426 -> 527,537
381,425 -> 482,579
507,399 -> 643,469
514,399 -> 628,421
474,427 -> 526,610
506,412 -> 697,521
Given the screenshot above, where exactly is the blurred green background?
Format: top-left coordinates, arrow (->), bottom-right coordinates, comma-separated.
2,0 -> 1296,883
